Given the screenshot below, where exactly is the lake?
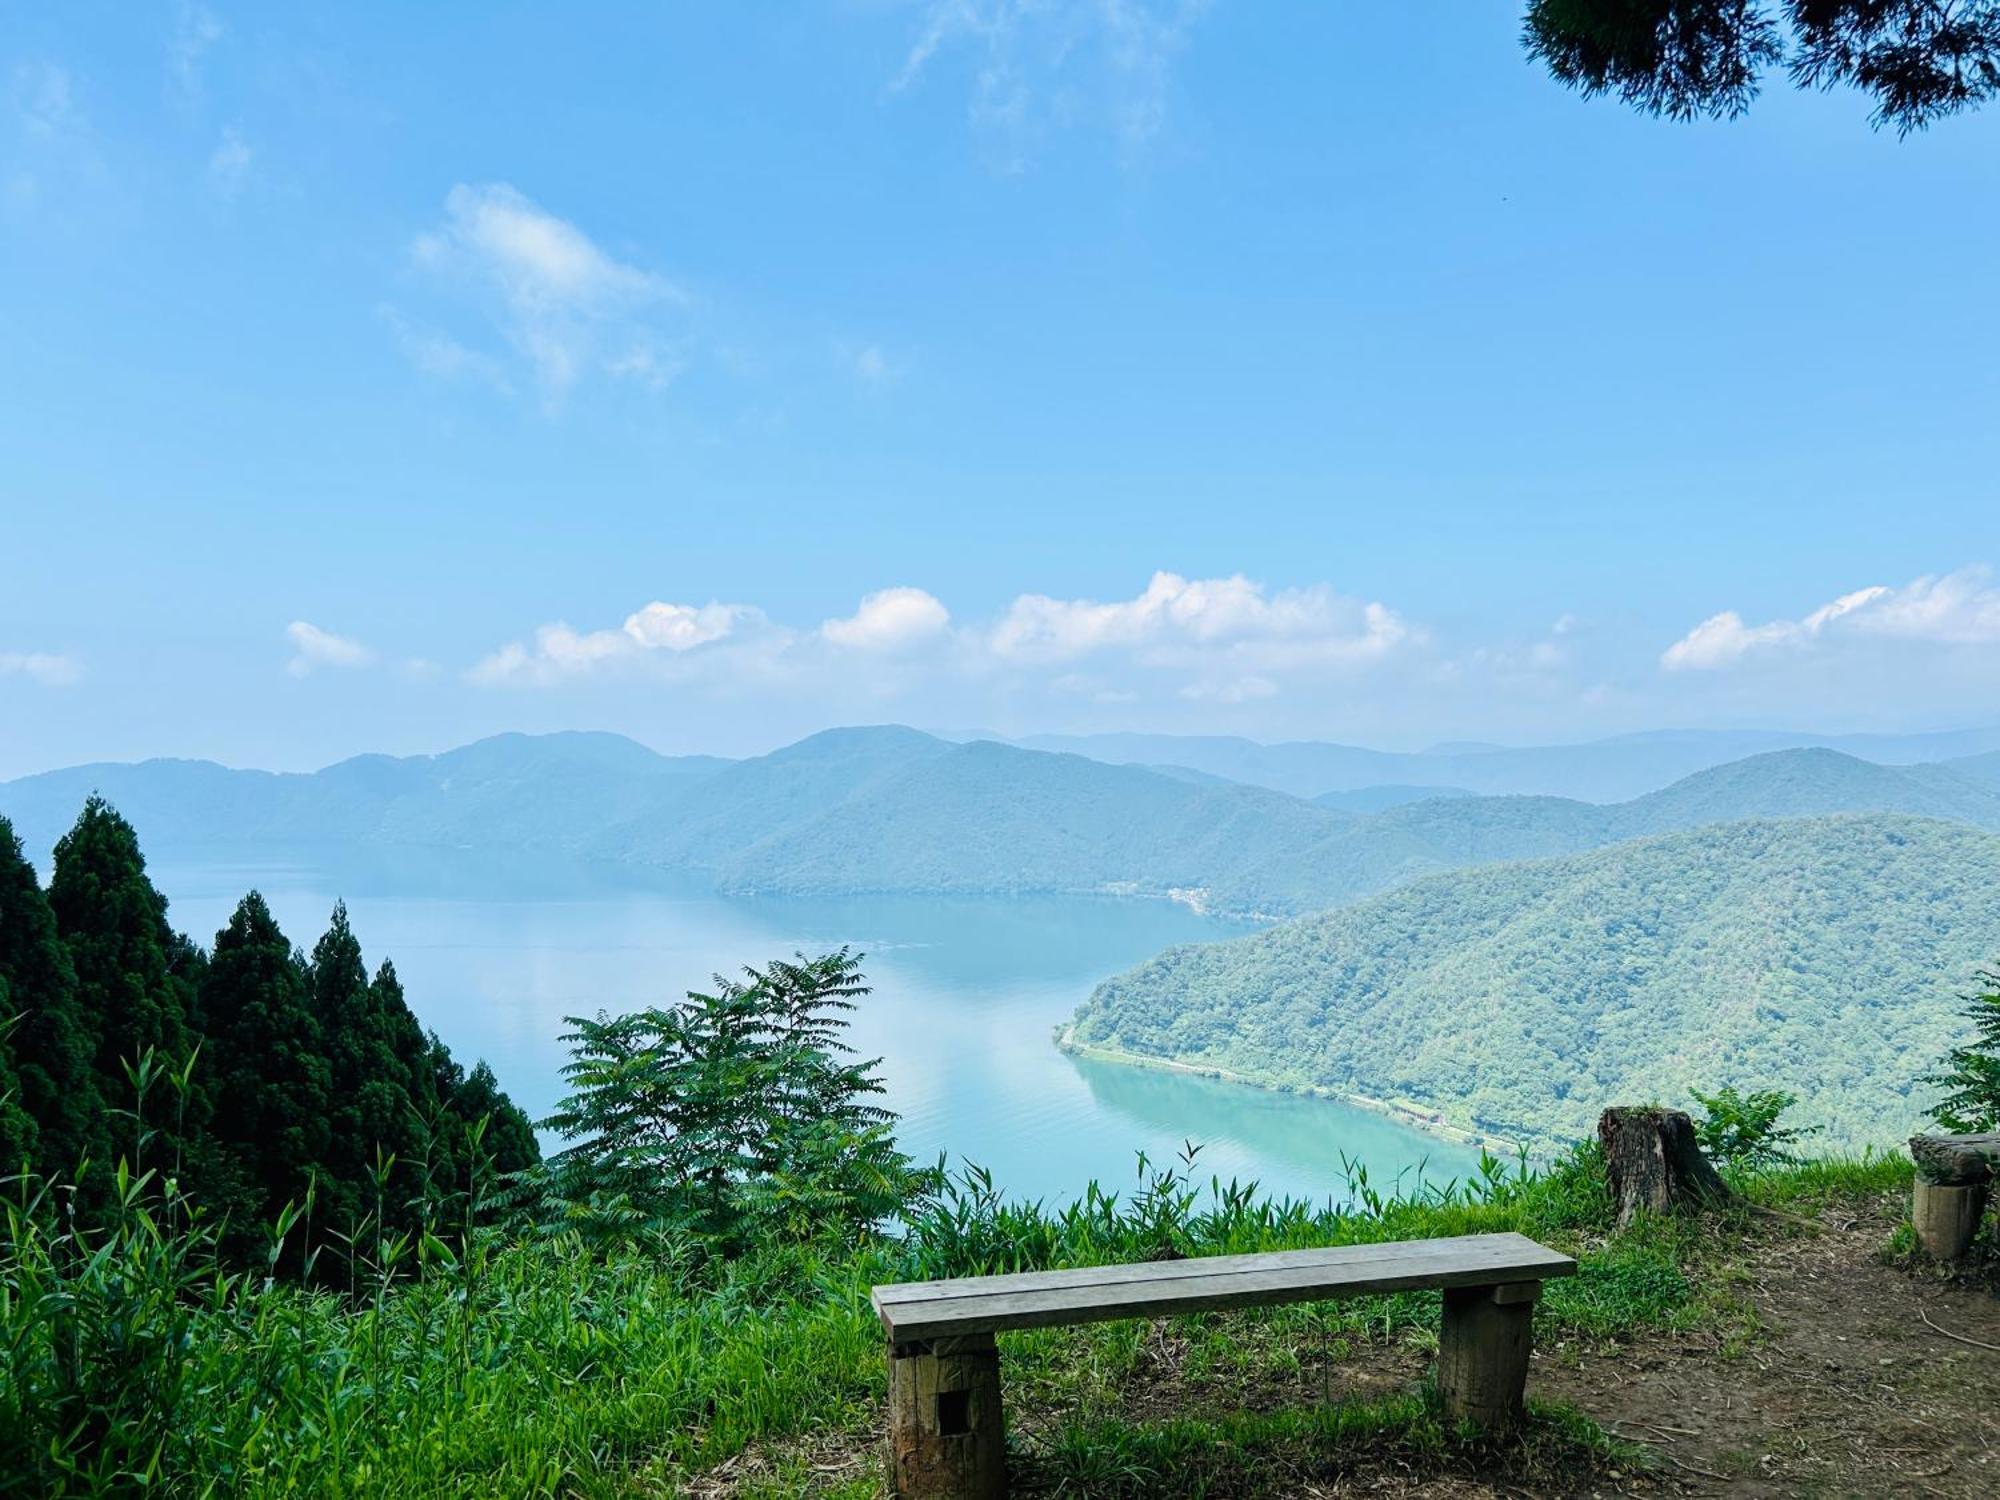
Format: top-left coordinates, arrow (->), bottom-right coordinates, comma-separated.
150,849 -> 1482,1207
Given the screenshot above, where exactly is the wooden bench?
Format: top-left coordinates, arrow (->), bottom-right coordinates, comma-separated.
1910,1132 -> 2000,1259
871,1231 -> 1577,1498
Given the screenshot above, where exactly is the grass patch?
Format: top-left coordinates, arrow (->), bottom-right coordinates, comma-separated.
1017,1385 -> 1645,1498
3,1146 -> 1913,1496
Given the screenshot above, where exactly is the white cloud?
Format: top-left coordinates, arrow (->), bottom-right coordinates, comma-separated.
0,650 -> 82,686
471,600 -> 763,686
469,572 -> 1420,708
207,126 -> 251,197
11,62 -> 76,140
821,588 -> 951,650
169,2 -> 225,103
405,183 -> 680,404
990,571 -> 1413,671
853,345 -> 890,383
286,621 -> 374,676
892,0 -> 1209,168
1178,675 -> 1277,703
6,61 -> 119,221
1662,567 -> 2000,670
624,601 -> 745,651
379,306 -> 512,392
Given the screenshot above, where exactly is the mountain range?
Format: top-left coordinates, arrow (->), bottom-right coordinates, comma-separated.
1013,726 -> 2000,801
7,728 -> 2000,920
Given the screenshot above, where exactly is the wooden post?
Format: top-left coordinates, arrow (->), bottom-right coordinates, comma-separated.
1437,1280 -> 1539,1430
1913,1179 -> 1989,1261
887,1332 -> 1005,1499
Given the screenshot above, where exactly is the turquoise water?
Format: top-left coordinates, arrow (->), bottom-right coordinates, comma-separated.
151,852 -> 1482,1207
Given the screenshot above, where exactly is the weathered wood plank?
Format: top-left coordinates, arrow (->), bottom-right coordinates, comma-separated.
873,1233 -> 1575,1341
1910,1133 -> 2000,1186
876,1232 -> 1565,1304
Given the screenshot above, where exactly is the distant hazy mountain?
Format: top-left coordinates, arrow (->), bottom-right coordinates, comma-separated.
1313,785 -> 1473,813
1014,726 -> 2000,801
673,741 -> 2000,915
9,730 -> 2000,918
0,732 -> 731,865
710,738 -> 1345,903
1067,815 -> 2000,1152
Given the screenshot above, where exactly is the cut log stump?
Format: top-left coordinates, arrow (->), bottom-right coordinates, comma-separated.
1908,1135 -> 1999,1261
1909,1133 -> 2000,1186
1598,1107 -> 1733,1227
1437,1281 -> 1540,1430
887,1333 -> 1005,1500
1912,1179 -> 1989,1260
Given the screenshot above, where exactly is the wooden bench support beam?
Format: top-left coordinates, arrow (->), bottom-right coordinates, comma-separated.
1913,1179 -> 1989,1261
1436,1280 -> 1540,1430
887,1332 -> 1006,1499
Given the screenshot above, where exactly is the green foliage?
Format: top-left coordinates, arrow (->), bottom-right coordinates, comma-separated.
531,949 -> 935,1253
197,891 -> 334,1258
0,1119 -> 1702,1498
0,819 -> 99,1181
1,800 -> 535,1278
1524,0 -> 2000,132
1690,1084 -> 1817,1169
1925,964 -> 2000,1131
1070,815 -> 2000,1150
48,797 -> 205,1179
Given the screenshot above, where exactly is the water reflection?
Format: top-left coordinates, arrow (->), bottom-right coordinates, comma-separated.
145,849 -> 1479,1207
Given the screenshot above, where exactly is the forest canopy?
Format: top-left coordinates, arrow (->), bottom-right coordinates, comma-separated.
0,800 -> 536,1269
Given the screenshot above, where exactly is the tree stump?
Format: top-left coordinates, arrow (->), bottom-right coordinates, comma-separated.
1598,1107 -> 1733,1227
887,1333 -> 1005,1499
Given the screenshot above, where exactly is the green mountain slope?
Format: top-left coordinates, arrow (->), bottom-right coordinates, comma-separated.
1017,726 -> 2000,800
0,733 -> 730,863
586,725 -> 955,869
713,739 -> 1347,901
1067,815 -> 2000,1152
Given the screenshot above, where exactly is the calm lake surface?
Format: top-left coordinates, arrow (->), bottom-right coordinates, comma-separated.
151,850 -> 1481,1207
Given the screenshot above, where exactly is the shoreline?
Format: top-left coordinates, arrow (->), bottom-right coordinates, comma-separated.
1053,1024 -> 1527,1159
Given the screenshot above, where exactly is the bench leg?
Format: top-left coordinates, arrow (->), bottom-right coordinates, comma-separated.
1437,1280 -> 1540,1430
887,1332 -> 1006,1499
1913,1178 -> 1988,1260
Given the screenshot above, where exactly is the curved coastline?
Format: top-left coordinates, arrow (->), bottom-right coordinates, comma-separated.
1053,1024 -> 1528,1159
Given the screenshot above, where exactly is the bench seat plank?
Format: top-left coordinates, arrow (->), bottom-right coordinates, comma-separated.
874,1231 -> 1574,1342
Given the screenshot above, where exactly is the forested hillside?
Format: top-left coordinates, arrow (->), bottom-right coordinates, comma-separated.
1019,726 -> 2000,800
1067,815 -> 2000,1151
0,731 -> 730,862
9,731 -> 2000,919
0,802 -> 534,1263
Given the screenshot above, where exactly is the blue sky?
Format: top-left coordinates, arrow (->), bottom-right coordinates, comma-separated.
4,2 -> 1997,777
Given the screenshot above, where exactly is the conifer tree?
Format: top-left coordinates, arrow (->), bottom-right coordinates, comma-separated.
48,799 -> 201,1132
0,817 -> 100,1178
308,902 -> 416,1234
198,893 -> 331,1251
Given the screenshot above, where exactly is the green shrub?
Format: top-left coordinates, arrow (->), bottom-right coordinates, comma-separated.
1689,1085 -> 1816,1169
1926,964 -> 2000,1132
523,949 -> 938,1256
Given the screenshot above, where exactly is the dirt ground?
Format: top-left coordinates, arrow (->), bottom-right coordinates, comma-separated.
691,1191 -> 2000,1499
1532,1194 -> 2000,1499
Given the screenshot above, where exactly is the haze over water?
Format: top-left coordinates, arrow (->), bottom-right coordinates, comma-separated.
150,849 -> 1481,1207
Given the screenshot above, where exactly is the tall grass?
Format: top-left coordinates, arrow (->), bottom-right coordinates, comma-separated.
0,1132 -> 1907,1496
